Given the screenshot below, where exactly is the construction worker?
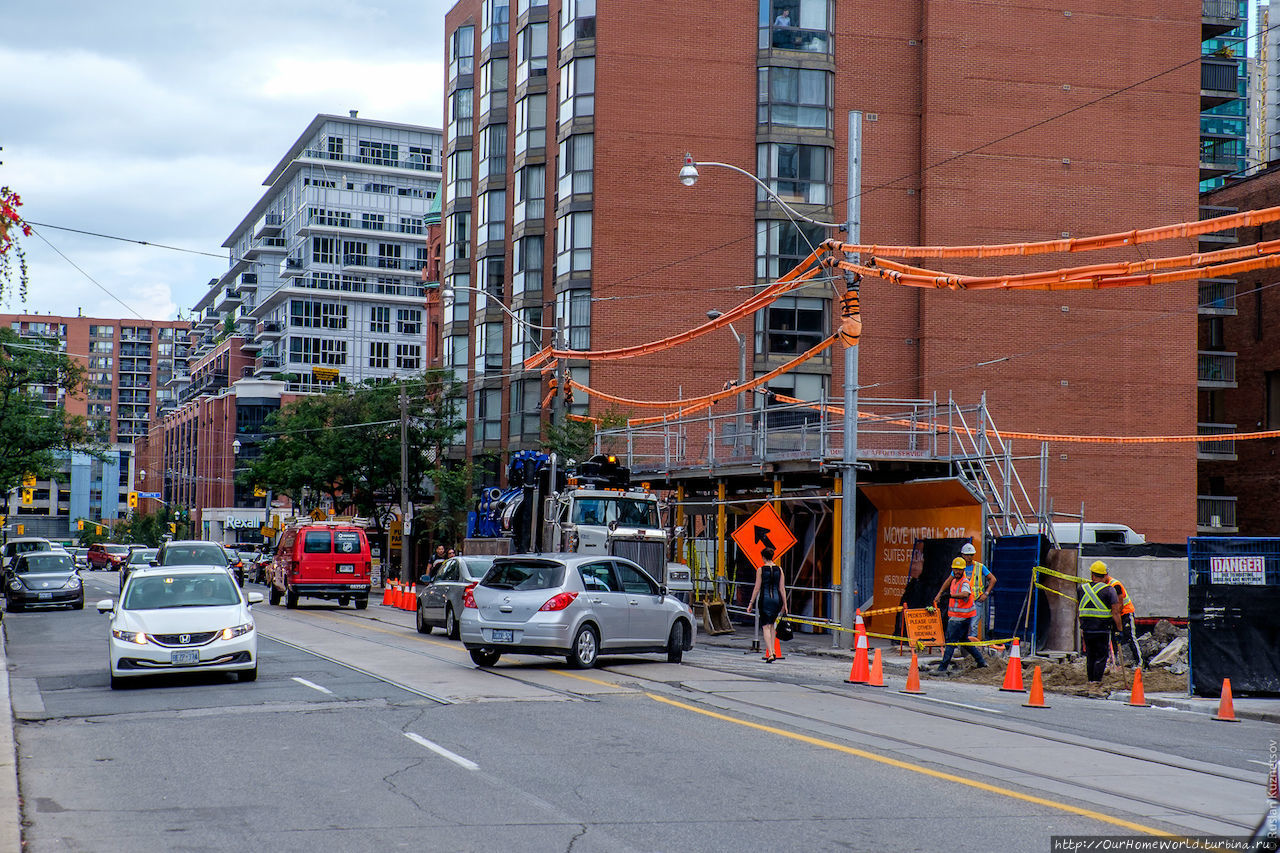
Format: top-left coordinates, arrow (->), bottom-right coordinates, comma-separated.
933,558 -> 987,672
1096,560 -> 1143,669
959,541 -> 997,642
1078,561 -> 1123,684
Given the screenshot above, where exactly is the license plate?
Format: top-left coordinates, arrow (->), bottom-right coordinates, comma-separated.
491,629 -> 514,643
337,564 -> 355,573
170,650 -> 199,665
37,593 -> 52,600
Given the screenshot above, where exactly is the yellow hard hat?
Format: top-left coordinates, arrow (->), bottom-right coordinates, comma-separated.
951,558 -> 967,570
1089,560 -> 1108,575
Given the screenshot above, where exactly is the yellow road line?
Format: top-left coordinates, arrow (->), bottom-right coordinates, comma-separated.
647,694 -> 1174,837
552,670 -> 634,690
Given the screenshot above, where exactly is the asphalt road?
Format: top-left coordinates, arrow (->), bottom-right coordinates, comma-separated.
3,571 -> 1272,852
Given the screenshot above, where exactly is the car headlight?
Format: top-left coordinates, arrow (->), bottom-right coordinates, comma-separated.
220,623 -> 253,640
111,629 -> 148,645
7,580 -> 21,591
62,577 -> 81,590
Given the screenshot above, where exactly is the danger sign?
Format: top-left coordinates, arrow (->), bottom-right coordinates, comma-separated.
1209,555 -> 1265,585
731,503 -> 797,570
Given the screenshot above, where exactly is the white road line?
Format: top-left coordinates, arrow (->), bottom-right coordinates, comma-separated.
404,732 -> 479,771
291,677 -> 333,694
1248,759 -> 1273,767
913,696 -> 1005,714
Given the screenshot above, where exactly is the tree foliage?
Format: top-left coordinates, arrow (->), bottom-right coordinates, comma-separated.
541,409 -> 628,464
0,328 -> 99,492
0,186 -> 32,303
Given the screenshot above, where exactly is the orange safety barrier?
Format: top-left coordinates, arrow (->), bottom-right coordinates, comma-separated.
1126,669 -> 1151,708
900,652 -> 926,695
999,638 -> 1025,692
1213,678 -> 1240,722
1023,666 -> 1049,708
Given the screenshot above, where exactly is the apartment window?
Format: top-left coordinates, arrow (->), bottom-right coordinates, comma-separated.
89,325 -> 114,339
567,365 -> 589,415
445,273 -> 471,324
513,235 -> 544,298
481,57 -> 509,114
759,0 -> 832,54
327,136 -> 344,159
557,134 -> 593,197
290,300 -> 322,328
377,243 -> 402,269
448,149 -> 472,199
755,296 -> 827,356
361,213 -> 386,232
510,378 -> 541,438
479,189 -> 507,244
343,240 -> 368,267
408,145 -> 436,170
450,25 -> 475,78
396,344 -> 422,370
510,307 -> 543,366
399,216 -> 425,235
758,143 -> 831,205
289,337 -> 321,365
480,123 -> 508,178
89,340 -> 114,353
321,303 -> 348,330
758,67 -> 833,129
475,320 -> 504,374
474,387 -> 503,442
447,211 -> 472,262
517,0 -> 548,13
478,255 -> 506,302
319,339 -> 348,366
312,236 -> 338,265
560,0 -> 595,45
450,88 -> 474,139
558,57 -> 595,125
359,140 -> 398,167
516,22 -> 548,86
515,93 -> 546,157
763,370 -> 827,403
756,220 -> 826,280
445,334 -> 469,381
556,210 -> 592,274
369,306 -> 390,333
514,164 -> 545,224
555,288 -> 591,349
484,0 -> 510,45
397,309 -> 422,336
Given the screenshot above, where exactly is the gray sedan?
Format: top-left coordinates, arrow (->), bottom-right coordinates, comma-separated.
459,554 -> 696,669
416,555 -> 495,639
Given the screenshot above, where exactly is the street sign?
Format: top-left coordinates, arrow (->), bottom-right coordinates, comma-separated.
138,491 -> 162,499
730,503 -> 797,570
261,525 -> 276,538
389,520 -> 403,550
312,366 -> 340,382
253,486 -> 267,498
310,508 -> 327,522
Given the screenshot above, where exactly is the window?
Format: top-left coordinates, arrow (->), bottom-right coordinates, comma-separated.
475,320 -> 504,373
517,0 -> 548,13
359,140 -> 398,167
478,255 -> 506,302
762,369 -> 827,403
448,149 -> 472,199
89,325 -> 115,339
369,306 -> 390,333
567,365 -> 589,415
377,243 -> 402,269
517,22 -> 548,86
483,0 -> 510,45
312,236 -> 338,265
447,211 -> 471,262
303,531 -> 332,554
758,67 -> 832,128
474,386 -> 502,441
513,235 -> 544,297
556,289 -> 591,349
759,0 -> 832,54
361,212 -> 386,232
445,273 -> 471,324
396,344 -> 422,370
479,189 -> 507,244
450,25 -> 475,78
319,339 -> 347,365
558,57 -> 595,125
557,134 -> 592,197
755,296 -> 827,356
556,210 -> 591,274
445,334 -> 469,382
560,0 -> 595,45
757,143 -> 831,205
756,220 -> 826,280
510,378 -> 541,438
397,309 -> 422,335
408,145 -> 436,170
481,57 -> 509,114
321,303 -> 348,330
289,337 -> 321,364
1267,372 -> 1280,428
510,307 -> 543,365
514,164 -> 545,223
480,123 -> 508,179
450,88 -> 474,139
342,240 -> 368,267
290,300 -> 322,328
326,136 -> 344,159
515,93 -> 546,157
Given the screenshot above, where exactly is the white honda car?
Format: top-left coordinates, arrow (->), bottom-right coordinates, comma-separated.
97,566 -> 263,689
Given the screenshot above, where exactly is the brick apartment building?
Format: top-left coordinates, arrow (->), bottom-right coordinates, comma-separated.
442,0 -> 1203,541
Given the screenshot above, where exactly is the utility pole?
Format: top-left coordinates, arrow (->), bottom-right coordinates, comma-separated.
838,110 -> 863,649
400,384 -> 411,583
552,316 -> 567,425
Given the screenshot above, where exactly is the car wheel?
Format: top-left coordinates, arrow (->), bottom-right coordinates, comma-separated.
72,597 -> 85,611
416,604 -> 431,634
339,596 -> 349,607
666,622 -> 686,663
109,673 -> 122,690
469,648 -> 501,667
445,606 -> 460,640
354,597 -> 368,611
239,666 -> 258,683
568,624 -> 599,669
268,584 -> 281,606
285,587 -> 298,609
5,598 -> 21,613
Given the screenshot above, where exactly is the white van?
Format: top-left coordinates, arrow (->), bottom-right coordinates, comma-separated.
1015,523 -> 1146,546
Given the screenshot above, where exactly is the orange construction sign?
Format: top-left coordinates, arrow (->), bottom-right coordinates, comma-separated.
731,503 -> 797,570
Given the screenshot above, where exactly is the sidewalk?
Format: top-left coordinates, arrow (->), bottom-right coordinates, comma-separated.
0,627 -> 22,852
698,623 -> 1280,724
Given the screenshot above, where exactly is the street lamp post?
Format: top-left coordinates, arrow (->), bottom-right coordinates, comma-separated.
706,309 -> 747,455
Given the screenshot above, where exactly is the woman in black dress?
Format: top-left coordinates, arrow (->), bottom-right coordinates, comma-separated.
747,546 -> 787,662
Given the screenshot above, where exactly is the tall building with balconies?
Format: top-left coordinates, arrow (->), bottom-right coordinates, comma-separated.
1202,0 -> 1250,190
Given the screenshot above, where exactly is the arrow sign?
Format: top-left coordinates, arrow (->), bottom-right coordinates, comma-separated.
731,503 -> 797,570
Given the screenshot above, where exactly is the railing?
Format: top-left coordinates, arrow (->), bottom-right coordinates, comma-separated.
258,321 -> 284,335
758,24 -> 832,54
299,147 -> 437,172
1197,495 -> 1237,531
1198,278 -> 1237,314
306,212 -> 426,235
1201,139 -> 1244,168
1197,422 -> 1237,458
1201,57 -> 1239,93
294,274 -> 426,298
1198,350 -> 1237,385
1203,0 -> 1242,19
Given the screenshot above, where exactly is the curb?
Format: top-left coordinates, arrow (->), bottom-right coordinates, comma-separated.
0,622 -> 22,852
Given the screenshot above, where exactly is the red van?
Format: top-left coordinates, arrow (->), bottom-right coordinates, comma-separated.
268,522 -> 372,609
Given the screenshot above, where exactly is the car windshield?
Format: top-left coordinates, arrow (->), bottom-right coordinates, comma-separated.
160,544 -> 227,566
18,554 -> 73,573
123,572 -> 241,609
571,498 -> 659,528
482,561 -> 565,591
461,557 -> 494,579
15,541 -> 50,554
128,549 -> 158,565
105,545 -> 130,556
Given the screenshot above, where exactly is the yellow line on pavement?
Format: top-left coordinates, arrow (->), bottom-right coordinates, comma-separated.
647,694 -> 1174,837
552,670 -> 634,690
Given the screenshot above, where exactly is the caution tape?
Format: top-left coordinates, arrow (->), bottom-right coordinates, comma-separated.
1033,565 -> 1091,584
1035,582 -> 1076,600
778,613 -> 1014,650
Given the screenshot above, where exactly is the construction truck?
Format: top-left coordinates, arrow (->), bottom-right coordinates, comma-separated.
465,451 -> 693,595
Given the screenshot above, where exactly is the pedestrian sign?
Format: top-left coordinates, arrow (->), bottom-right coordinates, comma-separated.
731,503 -> 797,570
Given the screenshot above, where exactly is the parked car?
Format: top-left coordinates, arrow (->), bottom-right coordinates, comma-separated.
4,551 -> 83,612
267,522 -> 372,610
96,566 -> 263,689
3,537 -> 53,569
459,554 -> 695,669
416,555 -> 497,639
120,548 -> 159,588
87,543 -> 131,571
69,547 -> 89,569
155,540 -> 243,586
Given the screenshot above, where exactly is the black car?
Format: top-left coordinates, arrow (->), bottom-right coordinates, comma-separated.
4,552 -> 84,611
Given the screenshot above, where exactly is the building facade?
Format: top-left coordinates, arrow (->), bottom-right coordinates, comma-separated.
1202,0 -> 1250,190
442,0 -> 1202,541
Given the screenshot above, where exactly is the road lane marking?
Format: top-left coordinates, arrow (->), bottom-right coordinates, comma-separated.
260,635 -> 450,704
310,611 -> 459,649
404,733 -> 479,771
291,677 -> 333,694
552,670 -> 632,690
647,693 -> 1175,837
913,696 -> 1005,714
1249,759 -> 1273,767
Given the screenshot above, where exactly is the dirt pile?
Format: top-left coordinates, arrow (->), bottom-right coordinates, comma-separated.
934,647 -> 1188,695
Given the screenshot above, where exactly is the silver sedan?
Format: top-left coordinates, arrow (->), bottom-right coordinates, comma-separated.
459,554 -> 696,669
416,555 -> 495,639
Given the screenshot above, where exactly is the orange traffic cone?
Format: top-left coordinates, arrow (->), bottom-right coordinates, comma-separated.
405,584 -> 417,611
1022,665 -> 1049,708
1213,678 -> 1240,722
999,638 -> 1025,692
1126,669 -> 1151,708
845,610 -> 870,683
393,582 -> 404,609
900,652 -> 926,695
380,584 -> 392,606
867,648 -> 886,687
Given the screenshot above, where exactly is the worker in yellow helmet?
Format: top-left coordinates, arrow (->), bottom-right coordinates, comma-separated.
1078,561 -> 1124,684
1094,561 -> 1143,669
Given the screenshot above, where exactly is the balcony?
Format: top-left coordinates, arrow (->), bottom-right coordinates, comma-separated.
257,320 -> 285,340
1203,0 -> 1243,39
1197,495 -> 1238,533
1198,350 -> 1237,387
1198,205 -> 1238,247
298,147 -> 437,173
341,253 -> 426,276
178,372 -> 229,404
214,287 -> 241,313
259,355 -> 282,370
254,213 -> 283,239
1201,56 -> 1240,109
1197,423 -> 1238,460
1198,278 -> 1237,315
1201,137 -> 1245,182
281,256 -> 306,279
293,274 -> 426,299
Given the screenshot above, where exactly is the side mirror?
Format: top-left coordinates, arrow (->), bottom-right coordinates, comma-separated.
659,585 -> 669,598
95,599 -> 114,614
419,574 -> 431,585
246,592 -> 264,605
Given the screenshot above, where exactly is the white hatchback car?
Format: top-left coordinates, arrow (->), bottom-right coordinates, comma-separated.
97,566 -> 263,689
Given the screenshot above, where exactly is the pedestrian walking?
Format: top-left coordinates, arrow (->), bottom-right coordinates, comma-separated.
959,542 -> 997,643
933,558 -> 987,672
747,546 -> 787,663
1078,562 -> 1123,684
1096,560 -> 1143,669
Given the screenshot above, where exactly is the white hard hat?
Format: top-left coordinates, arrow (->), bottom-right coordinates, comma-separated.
960,543 -> 977,555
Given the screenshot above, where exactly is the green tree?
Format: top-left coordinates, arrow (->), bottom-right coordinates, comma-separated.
0,328 -> 99,492
541,409 -> 627,463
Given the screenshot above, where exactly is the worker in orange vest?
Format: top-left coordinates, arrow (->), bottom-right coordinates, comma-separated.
1095,561 -> 1143,669
933,558 -> 988,673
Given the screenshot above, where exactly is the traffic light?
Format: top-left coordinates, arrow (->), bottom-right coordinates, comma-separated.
20,489 -> 33,505
15,524 -> 23,536
22,474 -> 36,489
127,491 -> 138,509
77,519 -> 84,531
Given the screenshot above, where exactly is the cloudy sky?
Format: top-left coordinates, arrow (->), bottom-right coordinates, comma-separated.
1,1 -> 447,320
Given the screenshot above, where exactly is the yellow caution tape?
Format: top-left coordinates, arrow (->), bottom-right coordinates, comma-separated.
1033,565 -> 1090,584
778,614 -> 1014,649
1034,581 -> 1077,600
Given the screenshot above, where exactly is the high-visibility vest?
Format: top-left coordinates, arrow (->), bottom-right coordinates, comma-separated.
967,562 -> 988,597
1078,582 -> 1113,620
948,577 -> 976,619
1107,578 -> 1135,616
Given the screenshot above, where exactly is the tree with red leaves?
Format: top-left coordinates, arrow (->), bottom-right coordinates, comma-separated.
0,186 -> 32,303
